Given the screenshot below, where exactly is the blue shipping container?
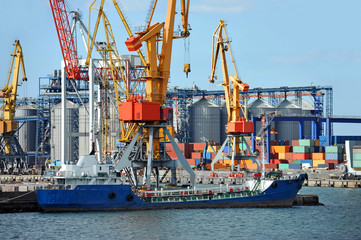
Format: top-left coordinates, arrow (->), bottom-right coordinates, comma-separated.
300,160 -> 313,167
223,146 -> 231,153
289,164 -> 301,169
325,153 -> 343,160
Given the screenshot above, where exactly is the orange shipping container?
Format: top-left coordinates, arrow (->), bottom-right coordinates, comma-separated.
272,146 -> 290,153
311,153 -> 325,160
214,163 -> 226,169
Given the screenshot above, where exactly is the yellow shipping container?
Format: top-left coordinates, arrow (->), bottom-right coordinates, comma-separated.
278,152 -> 286,160
313,160 -> 326,167
207,145 -> 221,153
314,139 -> 320,147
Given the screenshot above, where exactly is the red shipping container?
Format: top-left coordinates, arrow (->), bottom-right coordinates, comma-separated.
291,140 -> 299,146
165,143 -> 174,152
328,163 -> 335,169
187,159 -> 196,165
270,159 -> 289,164
271,140 -> 279,146
284,140 -> 290,146
265,163 -> 278,169
190,143 -> 206,151
285,152 -> 293,160
167,151 -> 178,160
191,152 -> 202,159
326,160 -> 342,165
292,153 -> 310,160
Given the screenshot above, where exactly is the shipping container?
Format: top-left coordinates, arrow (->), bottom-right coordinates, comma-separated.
300,160 -> 313,167
311,153 -> 325,160
317,164 -> 328,169
289,163 -> 301,169
291,140 -> 299,146
325,146 -> 343,154
313,160 -> 326,167
278,163 -> 289,169
298,139 -> 315,147
293,146 -> 310,153
325,153 -> 343,161
272,146 -> 290,153
293,153 -> 310,160
265,163 -> 278,169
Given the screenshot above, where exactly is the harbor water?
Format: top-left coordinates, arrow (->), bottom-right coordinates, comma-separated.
0,187 -> 360,240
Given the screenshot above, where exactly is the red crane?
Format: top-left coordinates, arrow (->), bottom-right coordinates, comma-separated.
49,0 -> 88,80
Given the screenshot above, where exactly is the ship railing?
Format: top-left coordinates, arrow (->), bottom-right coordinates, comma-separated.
277,174 -> 301,180
139,184 -> 261,202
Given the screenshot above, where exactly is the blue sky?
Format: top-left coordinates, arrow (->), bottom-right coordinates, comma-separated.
0,0 -> 361,135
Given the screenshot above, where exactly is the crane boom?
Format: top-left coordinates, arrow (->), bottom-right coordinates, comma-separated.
209,20 -> 253,134
49,0 -> 87,80
0,40 -> 27,128
0,40 -> 27,154
124,0 -> 190,106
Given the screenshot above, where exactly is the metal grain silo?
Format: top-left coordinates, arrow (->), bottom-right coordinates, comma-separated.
51,100 -> 78,162
247,98 -> 276,139
15,104 -> 37,166
191,98 -> 221,144
275,99 -> 302,141
78,103 -> 90,156
220,101 -> 228,143
291,98 -> 315,138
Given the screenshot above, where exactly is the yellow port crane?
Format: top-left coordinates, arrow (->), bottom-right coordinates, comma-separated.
209,20 -> 259,173
115,0 -> 195,189
0,40 -> 27,153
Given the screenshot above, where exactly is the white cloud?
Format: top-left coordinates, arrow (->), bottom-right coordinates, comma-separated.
192,0 -> 249,13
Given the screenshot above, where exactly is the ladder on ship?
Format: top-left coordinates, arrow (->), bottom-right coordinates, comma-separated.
252,179 -> 261,192
123,167 -> 136,187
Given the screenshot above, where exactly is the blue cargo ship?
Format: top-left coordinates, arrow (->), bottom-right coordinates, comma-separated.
36,155 -> 307,212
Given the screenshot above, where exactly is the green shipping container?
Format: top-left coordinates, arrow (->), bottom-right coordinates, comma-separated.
239,143 -> 247,150
325,146 -> 343,154
298,139 -> 315,147
278,163 -> 289,169
293,146 -> 310,153
292,160 -> 301,164
353,161 -> 361,168
352,153 -> 361,160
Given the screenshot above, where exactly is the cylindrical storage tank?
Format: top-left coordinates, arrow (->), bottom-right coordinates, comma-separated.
78,103 -> 90,156
247,98 -> 275,118
247,98 -> 276,140
15,104 -> 37,166
220,101 -> 228,143
109,102 -> 120,153
190,98 -> 221,144
275,99 -> 302,141
291,98 -> 314,138
51,100 -> 78,162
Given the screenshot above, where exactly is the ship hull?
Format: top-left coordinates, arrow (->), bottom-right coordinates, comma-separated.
37,175 -> 306,212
